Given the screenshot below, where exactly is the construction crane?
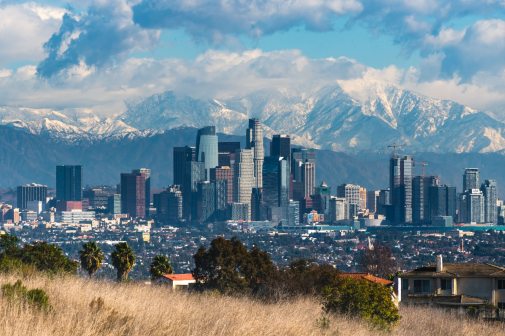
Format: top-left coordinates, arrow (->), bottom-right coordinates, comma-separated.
387,143 -> 404,158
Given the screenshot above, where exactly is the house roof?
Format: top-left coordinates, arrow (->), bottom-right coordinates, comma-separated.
162,273 -> 195,281
339,273 -> 393,286
402,263 -> 505,278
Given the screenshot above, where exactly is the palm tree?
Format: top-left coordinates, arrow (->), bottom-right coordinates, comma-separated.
79,241 -> 104,277
111,242 -> 135,282
150,255 -> 173,281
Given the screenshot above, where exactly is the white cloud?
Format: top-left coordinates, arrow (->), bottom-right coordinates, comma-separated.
0,2 -> 65,66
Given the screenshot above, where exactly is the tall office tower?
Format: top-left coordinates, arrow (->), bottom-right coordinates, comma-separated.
154,185 -> 183,224
390,155 -> 413,224
459,189 -> 485,223
196,181 -> 215,223
262,157 -> 290,207
291,148 -> 316,200
287,200 -> 300,226
366,190 -> 380,213
251,188 -> 263,221
429,185 -> 457,223
173,146 -> 195,185
210,166 -> 233,204
481,179 -> 497,224
56,165 -> 82,202
359,187 -> 367,211
313,181 -> 331,215
214,180 -> 228,220
230,203 -> 249,221
196,126 -> 218,180
246,119 -> 264,189
107,194 -> 121,215
132,168 -> 151,217
412,176 -> 440,224
217,142 -> 240,167
233,149 -> 254,220
183,161 -> 205,221
377,189 -> 391,215
463,168 -> 480,191
83,187 -> 113,210
270,134 -> 291,161
17,183 -> 47,210
120,170 -> 146,218
329,197 -> 348,222
337,184 -> 362,210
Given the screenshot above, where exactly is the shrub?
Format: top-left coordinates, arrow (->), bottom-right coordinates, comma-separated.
322,278 -> 400,330
1,280 -> 51,312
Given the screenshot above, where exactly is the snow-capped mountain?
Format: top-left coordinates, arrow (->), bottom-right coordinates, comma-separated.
0,106 -> 151,141
3,82 -> 505,153
122,83 -> 505,153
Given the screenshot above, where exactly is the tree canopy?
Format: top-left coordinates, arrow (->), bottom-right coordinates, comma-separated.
111,242 -> 135,282
79,242 -> 105,277
150,255 -> 173,281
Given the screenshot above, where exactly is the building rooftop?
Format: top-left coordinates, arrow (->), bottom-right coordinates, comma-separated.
339,273 -> 393,286
162,273 -> 195,281
402,263 -> 505,278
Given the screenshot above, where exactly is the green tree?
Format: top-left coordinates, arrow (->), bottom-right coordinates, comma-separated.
193,237 -> 276,295
280,259 -> 340,297
150,255 -> 173,281
111,242 -> 135,282
0,234 -> 20,256
2,280 -> 51,312
322,278 -> 400,330
19,242 -> 78,275
79,242 -> 105,277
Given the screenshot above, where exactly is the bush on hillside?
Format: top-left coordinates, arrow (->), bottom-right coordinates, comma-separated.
1,280 -> 51,312
322,278 -> 400,330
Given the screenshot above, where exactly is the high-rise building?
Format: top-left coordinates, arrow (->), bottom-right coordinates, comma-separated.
390,155 -> 413,224
329,197 -> 348,222
107,194 -> 121,215
173,146 -> 195,186
210,166 -> 233,204
183,161 -> 205,221
214,180 -> 228,220
366,190 -> 380,213
313,181 -> 331,216
17,183 -> 47,210
291,148 -> 316,200
56,165 -> 82,202
196,126 -> 218,180
132,168 -> 151,217
412,176 -> 440,225
196,181 -> 215,223
246,119 -> 264,189
481,179 -> 497,224
428,185 -> 457,223
463,168 -> 480,191
154,185 -> 183,224
270,135 -> 291,161
120,170 -> 146,218
230,203 -> 249,221
459,189 -> 485,224
287,200 -> 300,226
217,142 -> 240,167
337,184 -> 362,213
233,149 -> 255,220
262,156 -> 290,208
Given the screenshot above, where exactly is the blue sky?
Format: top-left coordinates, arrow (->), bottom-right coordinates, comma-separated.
1,0 -> 505,117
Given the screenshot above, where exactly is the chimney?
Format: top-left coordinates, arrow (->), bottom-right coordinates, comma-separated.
436,255 -> 443,272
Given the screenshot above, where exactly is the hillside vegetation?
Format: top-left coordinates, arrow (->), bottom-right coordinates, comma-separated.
0,274 -> 504,336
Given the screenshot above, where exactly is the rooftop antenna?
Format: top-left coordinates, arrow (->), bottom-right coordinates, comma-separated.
387,143 -> 404,158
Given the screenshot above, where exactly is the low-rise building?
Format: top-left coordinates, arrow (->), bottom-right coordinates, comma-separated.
398,256 -> 505,317
160,273 -> 196,290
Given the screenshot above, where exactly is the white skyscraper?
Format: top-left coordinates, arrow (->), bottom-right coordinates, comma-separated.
233,149 -> 255,220
246,118 -> 264,189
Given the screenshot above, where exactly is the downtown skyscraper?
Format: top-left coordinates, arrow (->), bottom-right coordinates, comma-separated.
246,118 -> 264,190
196,126 -> 218,181
390,155 -> 413,224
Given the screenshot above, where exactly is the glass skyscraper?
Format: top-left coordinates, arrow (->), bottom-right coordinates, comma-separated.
196,126 -> 218,181
56,165 -> 82,202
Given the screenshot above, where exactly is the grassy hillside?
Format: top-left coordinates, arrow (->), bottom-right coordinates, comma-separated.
0,274 -> 503,336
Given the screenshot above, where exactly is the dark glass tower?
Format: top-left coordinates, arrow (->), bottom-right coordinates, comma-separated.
56,165 -> 82,202
389,155 -> 413,224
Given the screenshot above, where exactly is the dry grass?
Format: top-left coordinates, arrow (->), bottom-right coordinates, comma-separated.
0,275 -> 503,336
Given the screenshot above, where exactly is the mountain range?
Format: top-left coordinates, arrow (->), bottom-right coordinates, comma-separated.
2,83 -> 505,154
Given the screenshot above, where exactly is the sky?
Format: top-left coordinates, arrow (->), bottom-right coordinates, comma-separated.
1,0 -> 505,118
